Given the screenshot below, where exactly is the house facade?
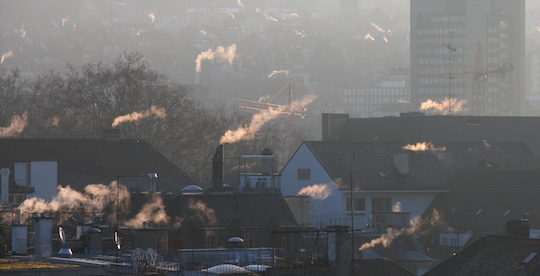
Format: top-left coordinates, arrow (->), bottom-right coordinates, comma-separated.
280,141 -> 540,232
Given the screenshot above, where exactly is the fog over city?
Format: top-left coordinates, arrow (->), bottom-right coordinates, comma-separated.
1,1 -> 540,275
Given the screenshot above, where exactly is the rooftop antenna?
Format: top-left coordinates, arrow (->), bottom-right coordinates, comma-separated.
58,227 -> 73,258
443,31 -> 456,114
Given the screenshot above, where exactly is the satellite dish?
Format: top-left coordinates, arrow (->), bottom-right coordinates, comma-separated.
115,231 -> 121,250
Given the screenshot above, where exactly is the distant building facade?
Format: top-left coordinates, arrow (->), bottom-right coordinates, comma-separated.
410,0 -> 525,115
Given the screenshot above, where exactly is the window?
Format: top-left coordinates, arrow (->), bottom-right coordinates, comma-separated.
346,196 -> 365,212
297,169 -> 311,180
372,197 -> 392,212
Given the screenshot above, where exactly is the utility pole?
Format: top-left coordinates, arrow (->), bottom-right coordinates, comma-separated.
443,31 -> 456,114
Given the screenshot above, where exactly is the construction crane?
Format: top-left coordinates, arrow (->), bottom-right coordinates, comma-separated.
237,81 -> 308,118
471,43 -> 514,115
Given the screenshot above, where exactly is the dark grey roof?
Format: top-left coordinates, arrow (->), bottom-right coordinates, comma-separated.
303,141 -> 540,191
355,259 -> 416,276
131,192 -> 298,227
326,114 -> 540,159
0,138 -> 193,192
425,236 -> 540,276
423,169 -> 540,232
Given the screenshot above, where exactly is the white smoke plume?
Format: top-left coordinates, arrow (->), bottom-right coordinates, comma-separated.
420,98 -> 468,115
220,94 -> 316,144
371,22 -> 389,33
112,106 -> 166,127
360,209 -> 449,251
294,30 -> 306,39
188,200 -> 217,225
61,16 -> 69,27
297,183 -> 335,200
402,142 -> 446,152
17,181 -> 130,224
289,12 -> 300,18
148,13 -> 156,23
0,50 -> 14,64
392,202 -> 402,212
0,112 -> 28,137
363,33 -> 375,41
194,44 -> 237,73
17,25 -> 27,38
124,196 -> 170,228
236,0 -> 246,10
256,8 -> 279,23
268,70 -> 290,78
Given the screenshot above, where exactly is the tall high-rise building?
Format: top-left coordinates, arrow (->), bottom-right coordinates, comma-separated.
410,0 -> 525,115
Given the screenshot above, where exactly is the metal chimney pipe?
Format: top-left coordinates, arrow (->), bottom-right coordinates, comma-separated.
212,145 -> 224,191
1,168 -> 10,204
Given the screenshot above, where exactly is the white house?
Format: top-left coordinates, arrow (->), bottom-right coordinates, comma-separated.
280,140 -> 540,231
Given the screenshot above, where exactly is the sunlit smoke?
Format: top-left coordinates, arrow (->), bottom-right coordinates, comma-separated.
392,202 -> 402,212
0,112 -> 28,137
195,44 -> 237,73
148,13 -> 156,23
297,183 -> 334,200
363,33 -> 375,41
256,8 -> 279,23
220,94 -> 316,144
236,0 -> 246,10
289,12 -> 300,18
294,30 -> 306,39
124,196 -> 170,228
0,51 -> 14,64
371,22 -> 389,33
268,70 -> 290,78
17,25 -> 27,38
17,181 -> 130,224
112,106 -> 166,127
359,209 -> 449,251
420,98 -> 468,115
50,116 -> 60,127
402,142 -> 446,152
61,16 -> 69,27
188,200 -> 217,225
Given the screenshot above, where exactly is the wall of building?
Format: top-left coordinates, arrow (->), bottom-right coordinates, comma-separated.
280,143 -> 440,229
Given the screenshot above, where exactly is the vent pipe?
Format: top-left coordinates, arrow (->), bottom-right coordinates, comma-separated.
212,145 -> 224,190
1,168 -> 10,204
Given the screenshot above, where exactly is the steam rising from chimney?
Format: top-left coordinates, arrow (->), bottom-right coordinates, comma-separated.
297,183 -> 334,200
112,106 -> 166,127
359,209 -> 449,250
420,98 -> 467,115
148,13 -> 156,23
0,112 -> 28,137
0,51 -> 14,64
195,44 -> 237,73
17,181 -> 130,224
188,200 -> 217,225
268,70 -> 290,78
402,142 -> 446,152
219,94 -> 316,144
124,196 -> 170,228
256,8 -> 279,23
236,0 -> 246,10
363,33 -> 375,41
